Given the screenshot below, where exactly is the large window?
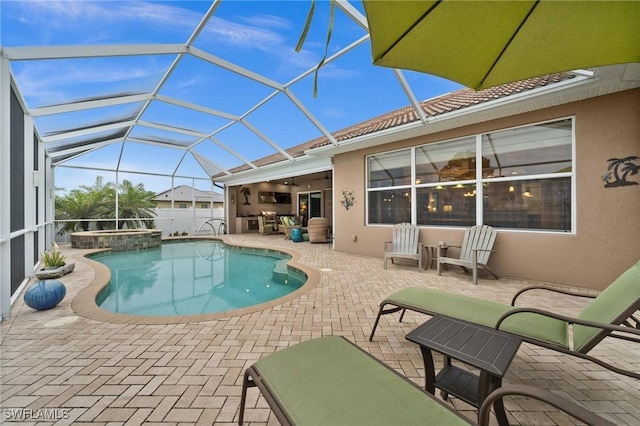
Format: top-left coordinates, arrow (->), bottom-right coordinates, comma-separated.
367,150 -> 412,224
367,118 -> 574,232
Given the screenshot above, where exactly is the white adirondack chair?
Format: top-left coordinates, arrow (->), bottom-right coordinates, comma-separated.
383,223 -> 423,271
437,225 -> 498,285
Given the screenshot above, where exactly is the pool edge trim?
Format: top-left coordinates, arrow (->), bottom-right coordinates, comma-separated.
70,236 -> 322,324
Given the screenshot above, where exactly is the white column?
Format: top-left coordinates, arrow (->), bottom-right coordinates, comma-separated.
24,114 -> 36,277
0,57 -> 12,320
37,137 -> 46,253
191,178 -> 196,235
45,156 -> 55,245
475,134 -> 483,225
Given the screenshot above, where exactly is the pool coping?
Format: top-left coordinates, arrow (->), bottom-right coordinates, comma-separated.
70,236 -> 322,324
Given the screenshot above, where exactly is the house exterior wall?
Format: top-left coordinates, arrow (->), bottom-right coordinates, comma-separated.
333,89 -> 640,290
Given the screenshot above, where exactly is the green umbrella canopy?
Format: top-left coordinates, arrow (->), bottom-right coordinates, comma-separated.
363,0 -> 640,90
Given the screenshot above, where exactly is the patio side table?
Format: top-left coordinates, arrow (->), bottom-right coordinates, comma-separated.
424,244 -> 448,269
406,315 -> 521,426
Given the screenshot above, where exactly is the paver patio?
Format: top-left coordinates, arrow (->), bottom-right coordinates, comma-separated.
1,235 -> 639,425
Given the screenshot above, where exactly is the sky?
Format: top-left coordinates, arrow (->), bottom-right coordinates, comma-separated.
1,0 -> 463,194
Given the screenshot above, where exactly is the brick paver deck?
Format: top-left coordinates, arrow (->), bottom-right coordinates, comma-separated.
2,235 -> 639,425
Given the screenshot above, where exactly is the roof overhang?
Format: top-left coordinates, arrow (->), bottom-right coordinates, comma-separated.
228,63 -> 639,188
216,154 -> 332,186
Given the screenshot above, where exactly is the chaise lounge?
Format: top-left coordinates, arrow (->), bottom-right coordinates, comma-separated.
369,260 -> 640,379
238,336 -> 614,425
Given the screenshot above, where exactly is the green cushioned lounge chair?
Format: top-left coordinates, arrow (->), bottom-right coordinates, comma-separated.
238,336 -> 614,426
370,261 -> 640,379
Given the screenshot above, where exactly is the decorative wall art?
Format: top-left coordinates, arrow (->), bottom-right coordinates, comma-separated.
240,186 -> 251,205
603,156 -> 639,188
340,189 -> 355,210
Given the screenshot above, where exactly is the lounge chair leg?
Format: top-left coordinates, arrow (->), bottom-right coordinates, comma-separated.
369,308 -> 384,341
369,304 -> 404,341
238,370 -> 256,425
399,308 -> 406,323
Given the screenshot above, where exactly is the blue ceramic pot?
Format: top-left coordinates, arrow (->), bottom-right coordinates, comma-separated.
291,227 -> 302,243
24,280 -> 66,310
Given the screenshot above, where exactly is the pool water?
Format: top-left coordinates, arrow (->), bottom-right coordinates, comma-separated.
93,240 -> 305,316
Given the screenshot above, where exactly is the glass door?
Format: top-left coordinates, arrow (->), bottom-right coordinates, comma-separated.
298,191 -> 322,226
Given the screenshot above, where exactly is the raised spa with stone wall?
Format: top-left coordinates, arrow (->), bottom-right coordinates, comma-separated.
71,229 -> 162,252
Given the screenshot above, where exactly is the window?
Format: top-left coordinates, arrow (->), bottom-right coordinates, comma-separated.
367,149 -> 411,188
415,136 -> 478,227
367,118 -> 574,232
367,150 -> 412,224
368,189 -> 411,224
482,120 -> 572,231
178,203 -> 187,209
200,203 -> 208,209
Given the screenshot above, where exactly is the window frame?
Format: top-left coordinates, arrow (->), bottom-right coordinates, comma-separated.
365,117 -> 576,234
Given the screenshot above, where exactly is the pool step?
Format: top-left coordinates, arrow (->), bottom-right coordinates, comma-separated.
272,259 -> 289,284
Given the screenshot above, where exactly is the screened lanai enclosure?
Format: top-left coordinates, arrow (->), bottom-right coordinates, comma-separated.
1,0 -> 464,319
2,0 -> 639,320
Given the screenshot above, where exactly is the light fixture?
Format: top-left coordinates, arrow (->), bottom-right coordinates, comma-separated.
508,185 -> 515,192
324,171 -> 329,181
523,186 -> 533,197
415,177 -> 422,184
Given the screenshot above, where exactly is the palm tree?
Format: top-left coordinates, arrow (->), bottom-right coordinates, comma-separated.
81,176 -> 115,229
55,188 -> 104,233
116,180 -> 157,229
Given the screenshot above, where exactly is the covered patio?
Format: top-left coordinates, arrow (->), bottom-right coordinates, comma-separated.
2,235 -> 638,425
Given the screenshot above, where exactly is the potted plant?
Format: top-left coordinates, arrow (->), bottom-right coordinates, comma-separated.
41,249 -> 66,269
35,244 -> 75,279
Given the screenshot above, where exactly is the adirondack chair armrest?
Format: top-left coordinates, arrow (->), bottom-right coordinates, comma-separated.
496,307 -> 640,338
471,248 -> 495,252
511,286 -> 597,306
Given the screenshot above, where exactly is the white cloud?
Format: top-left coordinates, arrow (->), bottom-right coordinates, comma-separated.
238,14 -> 292,30
14,59 -> 164,106
202,16 -> 286,52
15,1 -> 200,33
322,107 -> 347,118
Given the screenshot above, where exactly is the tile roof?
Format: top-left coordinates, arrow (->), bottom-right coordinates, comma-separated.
221,72 -> 576,176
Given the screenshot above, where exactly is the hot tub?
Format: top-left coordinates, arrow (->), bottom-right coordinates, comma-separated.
71,229 -> 162,252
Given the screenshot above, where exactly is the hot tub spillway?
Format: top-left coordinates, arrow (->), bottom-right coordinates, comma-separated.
71,229 -> 162,251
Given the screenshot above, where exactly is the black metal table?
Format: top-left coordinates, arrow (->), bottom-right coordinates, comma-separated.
406,315 -> 522,426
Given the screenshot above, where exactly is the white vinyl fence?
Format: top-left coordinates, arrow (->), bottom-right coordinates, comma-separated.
54,208 -> 225,243
154,208 -> 225,237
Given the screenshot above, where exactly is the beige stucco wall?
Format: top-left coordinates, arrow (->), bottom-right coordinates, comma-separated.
333,89 -> 640,290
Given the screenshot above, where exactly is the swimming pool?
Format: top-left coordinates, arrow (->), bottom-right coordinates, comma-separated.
91,240 -> 306,316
